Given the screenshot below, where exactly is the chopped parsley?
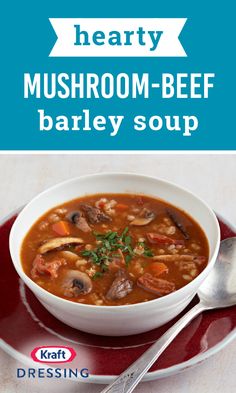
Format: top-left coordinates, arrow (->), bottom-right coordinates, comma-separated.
138,242 -> 154,257
144,249 -> 154,257
125,254 -> 132,266
92,272 -> 103,280
81,228 -> 153,278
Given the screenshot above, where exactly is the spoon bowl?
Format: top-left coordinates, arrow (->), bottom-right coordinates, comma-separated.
199,237 -> 236,308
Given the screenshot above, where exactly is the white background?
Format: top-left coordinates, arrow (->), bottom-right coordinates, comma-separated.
0,153 -> 236,393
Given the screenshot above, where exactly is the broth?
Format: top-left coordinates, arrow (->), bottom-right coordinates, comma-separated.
21,194 -> 209,306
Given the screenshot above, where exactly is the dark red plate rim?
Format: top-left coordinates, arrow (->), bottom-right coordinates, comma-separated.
0,209 -> 236,383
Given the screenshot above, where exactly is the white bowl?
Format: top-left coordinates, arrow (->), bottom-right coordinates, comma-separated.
9,173 -> 220,336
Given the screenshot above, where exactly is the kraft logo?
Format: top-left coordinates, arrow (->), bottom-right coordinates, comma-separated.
31,346 -> 76,363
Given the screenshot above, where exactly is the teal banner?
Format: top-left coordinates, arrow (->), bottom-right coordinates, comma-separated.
1,0 -> 235,150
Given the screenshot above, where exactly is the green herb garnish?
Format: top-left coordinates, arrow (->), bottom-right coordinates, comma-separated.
138,242 -> 154,257
81,228 -> 153,277
125,254 -> 132,266
92,272 -> 103,280
144,249 -> 154,257
81,229 -> 134,273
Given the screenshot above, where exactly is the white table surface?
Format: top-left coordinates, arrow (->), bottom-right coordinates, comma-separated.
0,153 -> 236,393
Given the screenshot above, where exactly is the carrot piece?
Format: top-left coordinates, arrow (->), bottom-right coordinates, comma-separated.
150,262 -> 168,276
52,221 -> 71,236
116,203 -> 129,210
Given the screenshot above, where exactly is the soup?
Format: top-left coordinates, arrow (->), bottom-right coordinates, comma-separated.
21,194 -> 209,306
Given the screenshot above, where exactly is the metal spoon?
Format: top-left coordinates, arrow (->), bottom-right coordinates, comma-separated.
100,237 -> 236,393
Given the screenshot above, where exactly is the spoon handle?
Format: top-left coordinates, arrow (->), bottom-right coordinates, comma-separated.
100,302 -> 206,393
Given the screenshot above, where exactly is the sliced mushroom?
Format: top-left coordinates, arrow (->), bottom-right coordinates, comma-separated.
147,233 -> 184,245
80,203 -> 112,224
66,211 -> 91,233
62,270 -> 92,297
137,273 -> 175,296
153,254 -> 195,262
153,254 -> 205,263
38,237 -> 84,254
130,208 -> 156,226
166,209 -> 189,240
106,269 -> 133,300
58,250 -> 80,262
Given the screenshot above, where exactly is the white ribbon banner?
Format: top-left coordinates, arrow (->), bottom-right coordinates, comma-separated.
49,18 -> 187,57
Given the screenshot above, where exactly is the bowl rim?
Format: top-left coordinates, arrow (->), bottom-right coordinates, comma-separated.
9,172 -> 221,310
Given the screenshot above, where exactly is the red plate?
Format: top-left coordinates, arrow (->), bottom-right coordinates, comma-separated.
1,211 -> 236,383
